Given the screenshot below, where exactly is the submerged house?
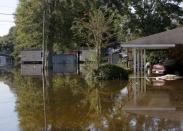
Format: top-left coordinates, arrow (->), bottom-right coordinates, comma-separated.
79,48 -> 96,63
121,27 -> 183,75
52,52 -> 79,74
21,49 -> 43,75
21,49 -> 43,64
0,53 -> 13,67
21,49 -> 79,75
79,43 -> 125,65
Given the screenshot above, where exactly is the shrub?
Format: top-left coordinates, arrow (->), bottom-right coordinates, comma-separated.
94,64 -> 129,80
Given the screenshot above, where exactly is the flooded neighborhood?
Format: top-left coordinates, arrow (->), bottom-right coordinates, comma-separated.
1,69 -> 183,130
0,0 -> 183,131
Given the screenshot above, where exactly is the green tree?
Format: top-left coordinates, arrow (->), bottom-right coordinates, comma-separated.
127,0 -> 183,36
0,27 -> 16,54
15,0 -> 97,50
15,0 -> 43,50
15,0 -> 99,66
72,7 -> 127,68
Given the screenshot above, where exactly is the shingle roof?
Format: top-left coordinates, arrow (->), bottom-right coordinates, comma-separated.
126,27 -> 183,45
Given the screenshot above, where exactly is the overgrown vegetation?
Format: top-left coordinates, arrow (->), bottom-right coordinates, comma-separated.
0,0 -> 182,57
95,64 -> 129,80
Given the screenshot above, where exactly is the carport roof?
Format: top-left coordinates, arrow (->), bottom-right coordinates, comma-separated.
121,27 -> 183,49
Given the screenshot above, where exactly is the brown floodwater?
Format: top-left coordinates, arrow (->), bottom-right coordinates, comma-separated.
0,70 -> 183,131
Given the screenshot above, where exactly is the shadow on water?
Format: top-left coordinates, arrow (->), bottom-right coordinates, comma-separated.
1,66 -> 183,130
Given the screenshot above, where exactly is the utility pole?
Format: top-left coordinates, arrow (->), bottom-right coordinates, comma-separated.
42,0 -> 48,72
42,1 -> 47,130
42,0 -> 53,71
46,0 -> 53,70
42,10 -> 46,71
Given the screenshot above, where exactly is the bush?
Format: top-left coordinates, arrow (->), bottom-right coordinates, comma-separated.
94,64 -> 129,80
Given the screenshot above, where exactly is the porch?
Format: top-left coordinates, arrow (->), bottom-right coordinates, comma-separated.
121,27 -> 183,75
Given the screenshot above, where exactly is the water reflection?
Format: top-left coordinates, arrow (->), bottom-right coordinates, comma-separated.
21,64 -> 42,76
0,70 -> 183,130
127,77 -> 147,103
147,75 -> 182,87
124,76 -> 183,130
53,64 -> 78,74
40,73 -> 128,130
151,78 -> 166,87
0,82 -> 19,131
4,70 -> 129,130
21,64 -> 78,76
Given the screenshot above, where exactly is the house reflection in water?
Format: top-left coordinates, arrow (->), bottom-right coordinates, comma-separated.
127,77 -> 147,103
21,63 -> 78,76
151,77 -> 166,87
21,64 -> 42,76
17,66 -> 183,130
124,76 -> 183,130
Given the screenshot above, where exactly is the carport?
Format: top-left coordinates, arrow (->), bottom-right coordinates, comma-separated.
121,27 -> 183,75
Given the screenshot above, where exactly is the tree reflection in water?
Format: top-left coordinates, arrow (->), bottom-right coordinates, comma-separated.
2,70 -> 128,130
1,70 -> 183,130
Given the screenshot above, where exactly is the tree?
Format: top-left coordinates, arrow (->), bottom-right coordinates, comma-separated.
127,0 -> 183,36
73,8 -> 115,68
15,0 -> 43,50
15,0 -> 98,65
14,0 -> 183,66
0,27 -> 16,55
125,0 -> 183,64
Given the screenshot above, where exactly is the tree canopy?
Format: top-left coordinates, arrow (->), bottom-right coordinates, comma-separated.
127,0 -> 183,36
0,0 -> 181,61
0,27 -> 16,54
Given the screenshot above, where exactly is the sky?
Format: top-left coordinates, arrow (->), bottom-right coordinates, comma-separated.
0,0 -> 18,37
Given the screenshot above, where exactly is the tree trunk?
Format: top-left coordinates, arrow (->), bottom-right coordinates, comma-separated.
47,42 -> 53,70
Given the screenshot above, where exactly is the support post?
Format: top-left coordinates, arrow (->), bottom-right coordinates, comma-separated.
133,48 -> 136,76
143,49 -> 146,92
140,49 -> 143,74
137,48 -> 140,78
144,49 -> 146,76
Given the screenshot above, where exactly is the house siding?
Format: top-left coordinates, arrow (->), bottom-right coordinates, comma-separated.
21,50 -> 42,62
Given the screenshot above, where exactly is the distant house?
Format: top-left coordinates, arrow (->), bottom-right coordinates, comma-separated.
79,48 -> 95,63
21,49 -> 43,75
21,49 -> 43,63
0,54 -> 13,67
21,49 -> 80,75
79,48 -> 108,63
79,44 -> 125,65
52,52 -> 79,74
